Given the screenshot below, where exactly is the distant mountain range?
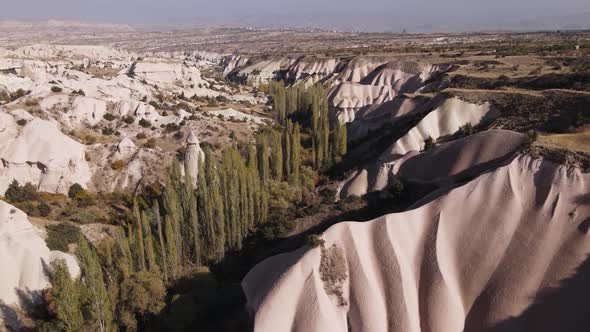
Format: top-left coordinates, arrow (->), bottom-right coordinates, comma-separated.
0,19 -> 135,32
1,13 -> 589,34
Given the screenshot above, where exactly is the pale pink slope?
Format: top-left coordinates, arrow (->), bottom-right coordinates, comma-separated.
396,129 -> 527,185
243,155 -> 590,332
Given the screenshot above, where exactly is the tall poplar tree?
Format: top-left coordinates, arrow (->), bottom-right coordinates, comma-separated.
77,238 -> 113,332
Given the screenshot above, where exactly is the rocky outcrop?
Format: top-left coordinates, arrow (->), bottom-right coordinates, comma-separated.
184,130 -> 205,186
243,154 -> 590,332
0,115 -> 91,195
340,97 -> 500,197
0,200 -> 79,310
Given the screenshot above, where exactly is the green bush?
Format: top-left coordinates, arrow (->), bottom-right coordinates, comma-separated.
123,116 -> 135,124
307,235 -> 325,248
51,86 -> 63,93
45,223 -> 81,251
259,215 -> 295,241
74,191 -> 95,207
68,183 -> 85,199
102,127 -> 115,135
16,119 -> 27,126
422,136 -> 435,152
387,178 -> 405,200
12,88 -> 26,100
38,201 -> 51,217
139,118 -> 152,128
457,123 -> 475,138
103,113 -> 116,121
4,180 -> 38,203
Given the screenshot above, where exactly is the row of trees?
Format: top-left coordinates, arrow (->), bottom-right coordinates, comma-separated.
269,81 -> 347,170
45,80 -> 351,331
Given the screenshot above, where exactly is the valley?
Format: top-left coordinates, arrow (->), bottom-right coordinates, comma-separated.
0,25 -> 589,332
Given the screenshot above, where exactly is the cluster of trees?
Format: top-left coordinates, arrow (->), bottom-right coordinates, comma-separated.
269,81 -> 347,170
46,123 -> 309,329
42,79 -> 353,331
47,236 -> 165,332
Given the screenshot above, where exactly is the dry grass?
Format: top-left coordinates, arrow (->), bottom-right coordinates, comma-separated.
536,129 -> 590,154
319,244 -> 347,306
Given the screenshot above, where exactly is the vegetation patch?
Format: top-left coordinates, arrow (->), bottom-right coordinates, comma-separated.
45,223 -> 81,252
319,244 -> 347,306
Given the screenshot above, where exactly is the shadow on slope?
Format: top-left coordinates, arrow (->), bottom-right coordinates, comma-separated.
472,253 -> 590,332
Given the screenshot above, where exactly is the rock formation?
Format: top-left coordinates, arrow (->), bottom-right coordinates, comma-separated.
243,154 -> 590,332
0,200 -> 79,312
184,130 -> 205,186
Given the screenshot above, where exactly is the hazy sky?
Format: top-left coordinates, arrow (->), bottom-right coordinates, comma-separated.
3,0 -> 590,31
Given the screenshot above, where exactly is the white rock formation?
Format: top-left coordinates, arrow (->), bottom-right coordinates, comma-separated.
0,115 -> 91,194
65,96 -> 107,127
243,154 -> 590,332
184,130 -> 205,186
340,97 -> 499,198
383,97 -> 497,160
0,200 -> 79,308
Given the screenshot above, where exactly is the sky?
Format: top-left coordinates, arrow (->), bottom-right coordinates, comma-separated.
3,0 -> 590,32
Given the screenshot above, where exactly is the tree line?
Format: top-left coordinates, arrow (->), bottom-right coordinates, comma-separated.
45,80 -> 349,331
269,81 -> 347,170
46,123 -> 306,331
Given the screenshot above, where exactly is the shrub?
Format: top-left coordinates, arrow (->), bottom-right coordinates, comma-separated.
176,147 -> 186,161
123,116 -> 135,124
73,89 -> 85,96
73,190 -> 95,207
103,113 -> 116,121
102,127 -> 115,135
136,132 -> 147,140
12,88 -> 26,100
385,178 -> 405,201
259,217 -> 296,241
16,119 -> 27,126
164,123 -> 181,132
319,244 -> 347,306
457,122 -> 475,138
307,235 -> 325,248
139,118 -> 152,128
111,159 -> 126,170
422,136 -> 435,152
149,101 -> 160,109
4,180 -> 38,203
45,223 -> 81,251
51,86 -> 63,93
173,131 -> 184,140
523,129 -> 538,149
68,183 -> 85,199
38,201 -> 51,217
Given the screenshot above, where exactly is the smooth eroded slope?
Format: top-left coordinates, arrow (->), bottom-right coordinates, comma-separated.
244,155 -> 590,332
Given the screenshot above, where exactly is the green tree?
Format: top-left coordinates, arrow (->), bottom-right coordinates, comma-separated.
50,259 -> 84,332
271,131 -> 284,181
141,210 -> 158,273
119,271 -> 166,331
182,161 -> 201,266
162,162 -> 183,278
152,200 -> 168,283
77,238 -> 113,332
132,198 -> 146,271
